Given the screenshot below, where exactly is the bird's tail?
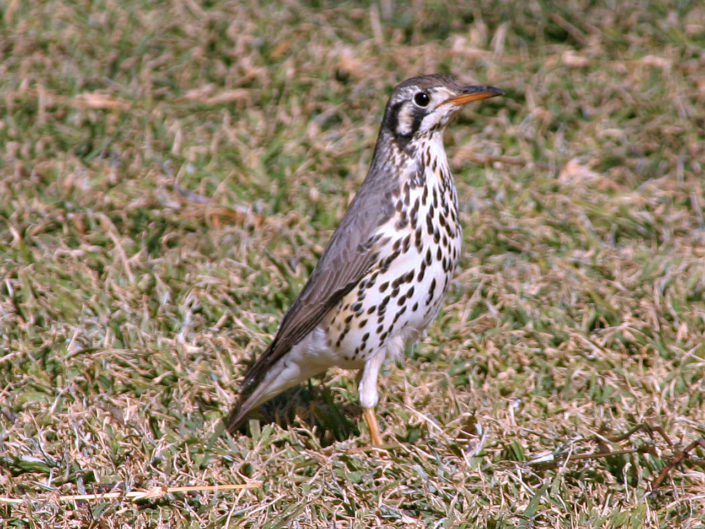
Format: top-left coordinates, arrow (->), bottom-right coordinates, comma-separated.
224,394 -> 249,433
224,355 -> 327,434
224,374 -> 271,434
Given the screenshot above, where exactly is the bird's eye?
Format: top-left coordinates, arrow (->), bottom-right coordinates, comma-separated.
414,92 -> 430,107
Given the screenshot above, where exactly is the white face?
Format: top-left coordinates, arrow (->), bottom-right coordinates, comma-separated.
389,85 -> 461,139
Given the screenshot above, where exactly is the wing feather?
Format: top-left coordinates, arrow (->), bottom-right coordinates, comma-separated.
237,141 -> 411,397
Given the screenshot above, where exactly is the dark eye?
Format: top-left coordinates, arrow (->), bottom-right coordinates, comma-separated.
414,92 -> 430,107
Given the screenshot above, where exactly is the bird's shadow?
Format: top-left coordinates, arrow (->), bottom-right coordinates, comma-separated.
232,382 -> 362,447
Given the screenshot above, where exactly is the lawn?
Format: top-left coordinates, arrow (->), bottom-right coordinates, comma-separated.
1,0 -> 704,527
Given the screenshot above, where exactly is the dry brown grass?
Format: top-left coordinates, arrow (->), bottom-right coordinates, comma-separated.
1,1 -> 705,527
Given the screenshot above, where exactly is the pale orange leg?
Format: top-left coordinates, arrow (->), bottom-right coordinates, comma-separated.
363,407 -> 383,447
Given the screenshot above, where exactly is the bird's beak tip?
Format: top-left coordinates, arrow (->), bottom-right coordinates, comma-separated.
445,86 -> 504,106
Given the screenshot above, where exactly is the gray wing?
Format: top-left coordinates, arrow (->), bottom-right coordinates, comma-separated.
237,147 -> 410,397
239,174 -> 395,392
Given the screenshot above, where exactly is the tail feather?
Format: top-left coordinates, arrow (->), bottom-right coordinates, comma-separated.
224,370 -> 279,434
225,345 -> 329,434
224,398 -> 250,433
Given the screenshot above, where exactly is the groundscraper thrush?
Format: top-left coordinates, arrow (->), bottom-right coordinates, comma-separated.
226,74 -> 502,446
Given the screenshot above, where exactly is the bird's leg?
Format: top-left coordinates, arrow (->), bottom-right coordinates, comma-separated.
363,407 -> 383,447
358,351 -> 386,447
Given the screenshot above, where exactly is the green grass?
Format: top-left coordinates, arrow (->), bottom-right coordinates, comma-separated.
2,0 -> 705,527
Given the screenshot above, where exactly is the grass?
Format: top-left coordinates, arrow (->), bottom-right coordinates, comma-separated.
1,0 -> 705,526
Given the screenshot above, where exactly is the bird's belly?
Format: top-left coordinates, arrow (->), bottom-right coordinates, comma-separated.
323,233 -> 460,368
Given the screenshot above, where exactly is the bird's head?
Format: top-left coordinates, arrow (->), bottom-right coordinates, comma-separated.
382,74 -> 502,149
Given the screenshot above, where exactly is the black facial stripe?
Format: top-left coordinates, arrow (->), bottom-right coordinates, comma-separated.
385,101 -> 426,150
385,101 -> 405,138
410,107 -> 424,136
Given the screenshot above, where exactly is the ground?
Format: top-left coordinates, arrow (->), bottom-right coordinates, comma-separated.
1,0 -> 705,527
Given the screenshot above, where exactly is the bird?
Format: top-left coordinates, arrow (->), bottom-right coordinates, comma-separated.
226,74 -> 502,446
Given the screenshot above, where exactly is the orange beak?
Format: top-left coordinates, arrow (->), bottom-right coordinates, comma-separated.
443,86 -> 503,106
